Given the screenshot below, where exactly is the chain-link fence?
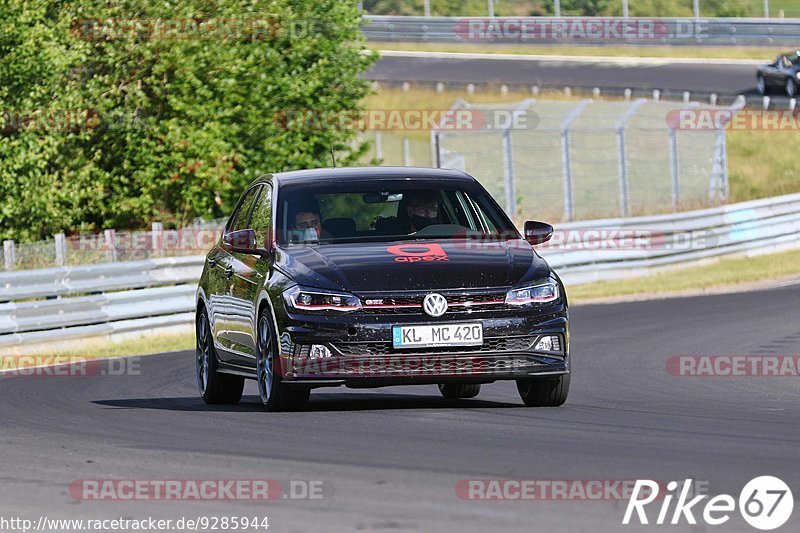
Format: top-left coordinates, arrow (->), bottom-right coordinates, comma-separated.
1,219 -> 225,272
432,97 -> 737,223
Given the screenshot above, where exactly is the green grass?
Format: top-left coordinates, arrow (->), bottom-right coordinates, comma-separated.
568,247 -> 800,303
371,42 -> 777,61
11,331 -> 194,360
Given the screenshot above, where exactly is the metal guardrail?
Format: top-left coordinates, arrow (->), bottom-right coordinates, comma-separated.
1,192 -> 799,348
363,15 -> 800,47
0,257 -> 203,348
546,192 -> 800,284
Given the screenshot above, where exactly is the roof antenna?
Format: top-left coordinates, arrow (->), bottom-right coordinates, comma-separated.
329,143 -> 336,168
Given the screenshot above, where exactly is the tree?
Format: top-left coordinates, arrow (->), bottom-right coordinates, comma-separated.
0,0 -> 376,240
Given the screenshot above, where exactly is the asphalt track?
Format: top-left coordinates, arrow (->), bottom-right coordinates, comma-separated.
2,284 -> 800,532
369,53 -> 766,98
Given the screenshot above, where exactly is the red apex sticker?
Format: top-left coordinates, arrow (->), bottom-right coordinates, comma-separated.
386,243 -> 449,263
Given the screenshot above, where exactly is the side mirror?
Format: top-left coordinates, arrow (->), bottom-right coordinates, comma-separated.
524,221 -> 554,245
223,229 -> 272,255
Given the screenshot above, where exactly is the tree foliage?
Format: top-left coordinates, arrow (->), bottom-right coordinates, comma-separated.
0,0 -> 375,240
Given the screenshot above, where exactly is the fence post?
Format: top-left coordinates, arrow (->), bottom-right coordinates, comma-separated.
151,221 -> 163,257
104,229 -> 118,263
615,99 -> 647,217
374,131 -> 383,161
501,129 -> 516,217
669,129 -> 680,211
708,130 -> 728,202
3,240 -> 15,271
402,136 -> 411,166
616,130 -> 629,217
55,233 -> 67,267
559,100 -> 592,222
430,130 -> 442,168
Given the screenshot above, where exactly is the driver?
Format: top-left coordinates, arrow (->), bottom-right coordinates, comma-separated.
290,197 -> 324,241
405,191 -> 441,232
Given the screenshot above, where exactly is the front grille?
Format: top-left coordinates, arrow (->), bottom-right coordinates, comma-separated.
360,290 -> 508,315
332,336 -> 536,357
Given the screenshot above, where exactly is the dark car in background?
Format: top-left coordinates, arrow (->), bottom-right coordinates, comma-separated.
757,50 -> 800,97
195,167 -> 570,411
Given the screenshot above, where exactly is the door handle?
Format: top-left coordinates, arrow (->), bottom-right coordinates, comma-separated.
224,266 -> 234,278
207,258 -> 216,268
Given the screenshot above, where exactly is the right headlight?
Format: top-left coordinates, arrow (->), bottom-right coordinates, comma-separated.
505,282 -> 559,306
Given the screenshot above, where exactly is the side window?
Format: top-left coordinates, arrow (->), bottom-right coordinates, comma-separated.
467,193 -> 500,233
249,185 -> 272,247
226,186 -> 261,233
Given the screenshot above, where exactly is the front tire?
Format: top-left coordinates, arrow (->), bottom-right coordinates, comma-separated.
757,75 -> 767,95
438,383 -> 481,399
516,374 -> 570,407
196,308 -> 244,404
257,313 -> 309,412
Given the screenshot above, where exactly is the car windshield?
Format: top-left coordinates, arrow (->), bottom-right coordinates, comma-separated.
277,179 -> 517,245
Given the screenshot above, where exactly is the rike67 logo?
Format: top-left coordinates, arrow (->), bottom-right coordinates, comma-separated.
387,243 -> 449,263
624,476 -> 793,530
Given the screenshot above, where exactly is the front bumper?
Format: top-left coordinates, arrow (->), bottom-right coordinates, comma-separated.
276,306 -> 569,388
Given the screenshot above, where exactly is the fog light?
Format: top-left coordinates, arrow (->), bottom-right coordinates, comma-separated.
309,345 -> 332,359
534,335 -> 561,352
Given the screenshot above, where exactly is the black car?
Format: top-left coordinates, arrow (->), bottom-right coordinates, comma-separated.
195,167 -> 570,411
757,50 -> 800,97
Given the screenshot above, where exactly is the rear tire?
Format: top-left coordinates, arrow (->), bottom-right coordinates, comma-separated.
516,374 -> 570,407
257,313 -> 310,412
196,308 -> 244,404
438,383 -> 481,399
787,78 -> 798,98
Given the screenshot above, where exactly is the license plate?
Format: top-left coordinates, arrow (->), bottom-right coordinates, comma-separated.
392,323 -> 483,348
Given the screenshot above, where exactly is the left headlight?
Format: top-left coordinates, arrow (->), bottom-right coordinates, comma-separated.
283,285 -> 362,313
505,282 -> 559,306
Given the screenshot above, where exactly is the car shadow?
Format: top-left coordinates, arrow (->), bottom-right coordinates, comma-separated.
92,393 -> 522,412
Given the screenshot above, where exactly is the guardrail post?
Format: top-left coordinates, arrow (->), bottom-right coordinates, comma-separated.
104,229 -> 118,263
3,240 -> 15,271
669,128 -> 680,211
55,233 -> 67,267
402,136 -> 411,166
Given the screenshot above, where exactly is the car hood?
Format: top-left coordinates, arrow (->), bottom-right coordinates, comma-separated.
276,239 -> 551,293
